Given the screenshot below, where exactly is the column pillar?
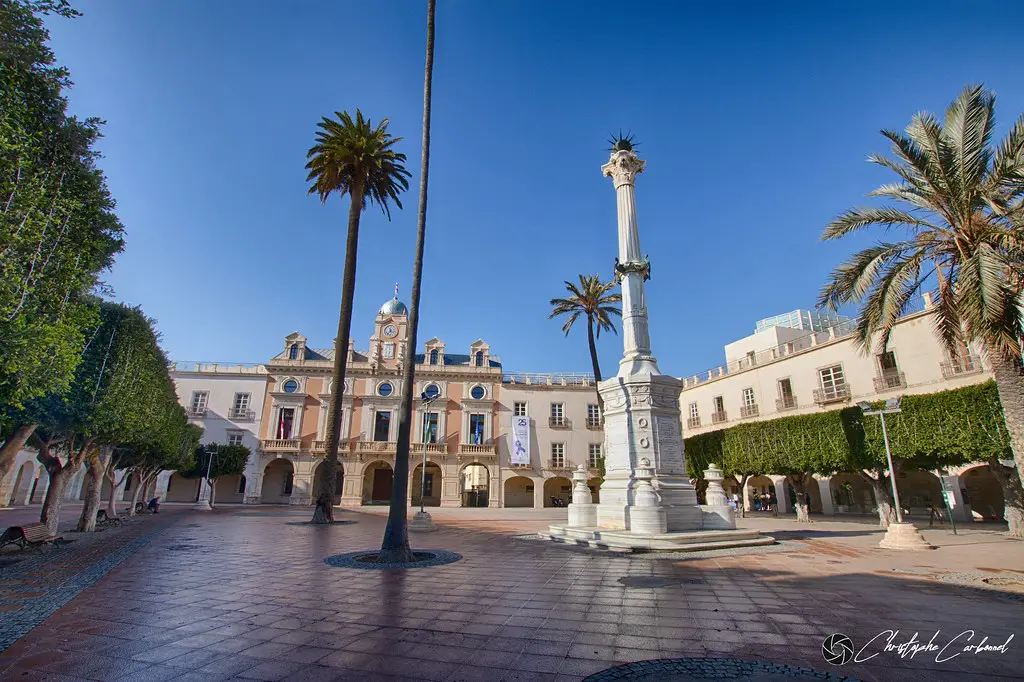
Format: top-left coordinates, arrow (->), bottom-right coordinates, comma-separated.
771,476 -> 789,514
534,477 -> 546,509
816,476 -> 834,515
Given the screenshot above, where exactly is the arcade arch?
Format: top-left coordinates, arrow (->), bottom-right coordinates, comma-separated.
313,462 -> 344,506
261,458 -> 294,504
362,461 -> 393,504
460,463 -> 490,507
411,461 -> 443,507
544,476 -> 572,507
503,476 -> 533,507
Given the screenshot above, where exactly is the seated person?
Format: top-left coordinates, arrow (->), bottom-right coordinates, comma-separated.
147,497 -> 160,513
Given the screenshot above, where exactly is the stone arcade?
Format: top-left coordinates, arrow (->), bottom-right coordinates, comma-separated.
549,142 -> 772,551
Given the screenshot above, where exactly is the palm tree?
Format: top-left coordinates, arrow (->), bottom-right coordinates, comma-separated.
819,84 -> 1024,535
379,0 -> 435,563
305,110 -> 410,523
549,274 -> 622,411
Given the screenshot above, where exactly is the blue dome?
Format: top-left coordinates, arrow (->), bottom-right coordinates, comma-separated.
379,297 -> 408,315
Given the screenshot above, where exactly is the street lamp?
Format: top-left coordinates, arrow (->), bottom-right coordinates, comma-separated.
409,391 -> 438,532
858,397 -> 931,550
193,444 -> 217,511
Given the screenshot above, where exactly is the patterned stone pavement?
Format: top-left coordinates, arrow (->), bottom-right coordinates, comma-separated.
0,506 -> 1021,681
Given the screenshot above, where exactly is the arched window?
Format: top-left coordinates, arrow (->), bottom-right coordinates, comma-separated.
238,475 -> 247,494
288,343 -> 299,360
475,351 -> 484,367
429,349 -> 439,365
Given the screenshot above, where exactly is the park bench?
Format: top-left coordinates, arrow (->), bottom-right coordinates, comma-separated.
0,522 -> 64,551
96,509 -> 123,527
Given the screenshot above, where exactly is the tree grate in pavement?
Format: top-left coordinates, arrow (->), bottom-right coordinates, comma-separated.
323,549 -> 462,570
583,657 -> 860,681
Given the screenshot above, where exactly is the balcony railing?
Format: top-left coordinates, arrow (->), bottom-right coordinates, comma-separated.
261,439 -> 300,452
459,443 -> 496,457
357,440 -> 398,453
549,417 -> 570,428
229,408 -> 256,421
711,410 -> 728,424
585,418 -> 603,429
187,407 -> 207,418
776,395 -> 798,411
548,459 -> 571,470
740,404 -> 759,418
873,371 -> 906,392
813,383 -> 851,404
416,442 -> 448,454
686,416 -> 701,429
940,356 -> 983,379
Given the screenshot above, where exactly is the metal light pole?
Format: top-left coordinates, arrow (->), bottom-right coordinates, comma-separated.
858,397 -> 931,550
409,392 -> 439,532
194,445 -> 216,511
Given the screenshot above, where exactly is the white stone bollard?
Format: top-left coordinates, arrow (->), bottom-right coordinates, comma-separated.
700,463 -> 736,530
567,465 -> 597,527
629,459 -> 667,535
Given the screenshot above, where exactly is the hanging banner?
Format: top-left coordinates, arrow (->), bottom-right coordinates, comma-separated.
511,416 -> 531,465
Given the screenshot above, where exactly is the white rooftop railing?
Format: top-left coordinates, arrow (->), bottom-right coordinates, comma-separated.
171,361 -> 267,375
503,371 -> 596,386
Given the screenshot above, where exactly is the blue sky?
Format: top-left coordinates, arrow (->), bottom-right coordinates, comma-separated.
46,1 -> 1024,378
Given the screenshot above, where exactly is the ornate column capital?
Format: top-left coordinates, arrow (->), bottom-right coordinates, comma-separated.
602,150 -> 646,187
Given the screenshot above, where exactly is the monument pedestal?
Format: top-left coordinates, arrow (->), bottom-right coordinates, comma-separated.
879,522 -> 932,550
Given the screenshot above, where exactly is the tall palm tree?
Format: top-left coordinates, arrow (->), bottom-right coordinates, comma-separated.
549,274 -> 622,411
379,0 -> 435,563
819,84 -> 1024,533
306,110 -> 410,523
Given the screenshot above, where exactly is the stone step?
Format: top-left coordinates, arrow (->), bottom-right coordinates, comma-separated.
547,524 -> 776,552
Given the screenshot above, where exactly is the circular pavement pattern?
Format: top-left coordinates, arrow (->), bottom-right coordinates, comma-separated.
582,658 -> 858,681
284,520 -> 357,527
323,549 -> 462,570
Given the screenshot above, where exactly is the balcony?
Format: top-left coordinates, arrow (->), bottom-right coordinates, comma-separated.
549,417 -> 570,428
547,459 -> 571,471
813,383 -> 851,405
740,404 -> 759,418
187,407 -> 207,418
776,395 -> 798,411
873,371 -> 906,392
261,439 -> 300,453
416,442 -> 449,455
356,440 -> 398,454
459,443 -> 497,459
585,418 -> 603,429
686,416 -> 701,429
711,410 -> 728,424
940,356 -> 983,379
229,408 -> 256,421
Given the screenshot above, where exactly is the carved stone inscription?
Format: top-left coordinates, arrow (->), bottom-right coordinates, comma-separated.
655,415 -> 685,475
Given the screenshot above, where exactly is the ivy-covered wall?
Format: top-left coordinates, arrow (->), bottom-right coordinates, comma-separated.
684,381 -> 1008,480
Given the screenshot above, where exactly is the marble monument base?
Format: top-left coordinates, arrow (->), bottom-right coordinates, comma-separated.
547,525 -> 774,552
879,522 -> 933,550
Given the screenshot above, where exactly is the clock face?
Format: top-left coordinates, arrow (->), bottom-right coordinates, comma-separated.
383,324 -> 397,338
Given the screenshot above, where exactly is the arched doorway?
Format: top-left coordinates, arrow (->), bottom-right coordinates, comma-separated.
412,462 -> 443,507
362,461 -> 393,504
746,475 -> 775,512
962,465 -> 1004,520
7,462 -> 33,506
216,475 -> 245,504
313,462 -> 344,505
261,458 -> 294,504
165,473 -> 201,503
544,476 -> 572,507
784,478 -> 823,513
587,477 -> 601,504
830,473 -> 875,513
896,470 -> 941,515
460,463 -> 489,507
503,476 -> 533,507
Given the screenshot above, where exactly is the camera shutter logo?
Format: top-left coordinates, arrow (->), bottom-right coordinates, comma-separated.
822,633 -> 854,665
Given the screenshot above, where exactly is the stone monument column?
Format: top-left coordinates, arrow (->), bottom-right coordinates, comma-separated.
597,142 -> 701,531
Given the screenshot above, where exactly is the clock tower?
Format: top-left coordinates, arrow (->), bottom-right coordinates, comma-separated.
370,287 -> 410,369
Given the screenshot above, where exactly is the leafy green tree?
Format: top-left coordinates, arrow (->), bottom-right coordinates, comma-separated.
124,421 -> 199,516
381,0 -> 436,563
181,443 -> 250,508
0,0 -> 124,426
819,85 -> 1024,492
305,110 -> 409,524
549,274 -> 622,412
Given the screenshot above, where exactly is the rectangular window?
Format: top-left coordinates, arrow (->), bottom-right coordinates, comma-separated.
422,412 -> 439,443
820,365 -> 845,390
586,403 -> 601,426
588,443 -> 602,469
374,411 -> 391,441
276,408 -> 294,439
233,393 -> 250,411
514,402 -> 528,417
712,396 -> 726,423
550,402 -> 564,425
190,391 -> 208,414
778,378 -> 794,399
688,402 -> 699,419
551,442 -> 565,468
383,342 -> 395,359
878,351 -> 898,372
469,414 -> 485,444
742,388 -> 756,407
227,432 -> 244,447
713,396 -> 724,413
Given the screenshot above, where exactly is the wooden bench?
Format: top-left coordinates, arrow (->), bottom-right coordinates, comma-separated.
0,523 -> 64,550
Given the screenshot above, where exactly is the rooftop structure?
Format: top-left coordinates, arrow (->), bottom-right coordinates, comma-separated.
755,308 -> 850,334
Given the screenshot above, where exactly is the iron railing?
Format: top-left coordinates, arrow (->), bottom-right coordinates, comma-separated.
872,371 -> 906,392
940,356 -> 983,379
711,410 -> 728,424
776,395 -> 798,411
813,383 -> 851,404
740,404 -> 760,418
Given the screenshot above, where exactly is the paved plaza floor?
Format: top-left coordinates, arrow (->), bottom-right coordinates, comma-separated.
0,505 -> 1022,681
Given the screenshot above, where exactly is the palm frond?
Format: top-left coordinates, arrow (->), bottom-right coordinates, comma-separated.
821,207 -> 940,241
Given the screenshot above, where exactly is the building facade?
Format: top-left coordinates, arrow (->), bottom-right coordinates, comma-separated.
679,294 -> 1004,522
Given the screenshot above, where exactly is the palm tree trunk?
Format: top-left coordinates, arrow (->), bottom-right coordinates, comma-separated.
586,315 -> 604,414
987,456 -> 1024,538
986,347 -> 1024,492
380,0 -> 435,563
313,177 -> 366,524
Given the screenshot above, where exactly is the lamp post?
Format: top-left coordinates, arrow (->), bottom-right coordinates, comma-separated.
409,392 -> 438,532
858,397 -> 931,550
194,445 -> 216,511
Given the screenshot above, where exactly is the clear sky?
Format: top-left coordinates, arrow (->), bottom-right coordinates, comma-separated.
45,0 -> 1024,379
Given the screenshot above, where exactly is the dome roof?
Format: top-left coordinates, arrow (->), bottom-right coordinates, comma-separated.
379,297 -> 408,316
